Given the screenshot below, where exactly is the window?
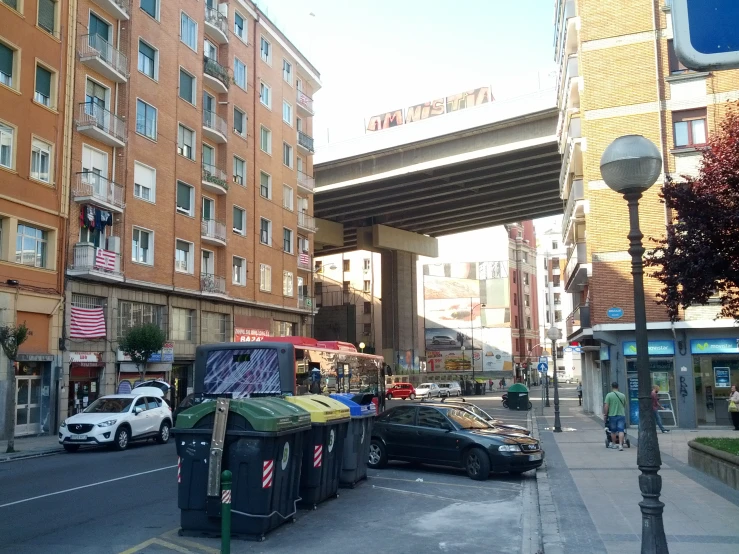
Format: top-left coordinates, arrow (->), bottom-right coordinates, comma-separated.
673,109 -> 707,148
283,184 -> 293,211
283,228 -> 293,253
233,206 -> 245,235
363,301 -> 371,314
667,40 -> 690,74
283,142 -> 293,168
283,271 -> 293,296
260,218 -> 271,245
363,258 -> 370,271
555,310 -> 563,323
179,69 -> 195,104
521,252 -> 528,263
117,301 -> 163,339
524,295 -> 530,307
283,59 -> 292,84
233,256 -> 245,285
136,99 -> 157,140
15,223 -> 47,268
30,138 -> 51,183
140,0 -> 158,19
513,293 -> 517,306
34,65 -> 52,107
204,39 -> 217,61
418,408 -> 451,429
176,181 -> 193,215
132,227 -> 153,264
343,281 -> 350,292
180,12 -> 197,51
381,406 -> 415,425
363,280 -> 371,293
260,126 -> 271,154
234,12 -> 246,41
171,307 -> 193,341
234,58 -> 246,89
260,36 -> 271,64
178,124 -> 195,159
260,82 -> 271,108
233,156 -> 245,186
202,312 -> 227,343
259,171 -> 271,199
0,122 -> 13,169
0,42 -> 15,88
553,275 -> 560,287
343,259 -> 350,272
283,101 -> 293,125
260,263 -> 272,291
363,323 -> 372,336
233,107 -> 246,137
37,0 -> 57,35
277,321 -> 294,336
523,272 -> 530,285
526,316 -> 531,330
314,281 -> 323,296
138,40 -> 156,79
552,241 -> 558,250
134,161 -> 155,202
175,239 -> 193,273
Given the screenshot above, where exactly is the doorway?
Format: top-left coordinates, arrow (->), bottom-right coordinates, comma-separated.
15,376 -> 42,436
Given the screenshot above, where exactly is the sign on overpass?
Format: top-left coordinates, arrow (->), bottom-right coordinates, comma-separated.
672,0 -> 739,70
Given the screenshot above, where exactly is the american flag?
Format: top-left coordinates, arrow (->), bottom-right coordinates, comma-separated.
70,306 -> 106,339
95,248 -> 116,271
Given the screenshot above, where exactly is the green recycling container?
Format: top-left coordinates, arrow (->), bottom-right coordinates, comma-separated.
506,383 -> 531,411
174,397 -> 311,541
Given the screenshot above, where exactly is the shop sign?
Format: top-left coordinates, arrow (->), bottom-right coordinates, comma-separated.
627,377 -> 639,425
622,340 -> 675,357
690,338 -> 739,355
117,342 -> 174,363
234,328 -> 270,342
599,345 -> 610,361
715,367 -> 731,388
16,353 -> 54,362
607,307 -> 624,319
70,352 -> 103,366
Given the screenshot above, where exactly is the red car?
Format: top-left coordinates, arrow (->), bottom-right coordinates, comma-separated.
386,383 -> 416,400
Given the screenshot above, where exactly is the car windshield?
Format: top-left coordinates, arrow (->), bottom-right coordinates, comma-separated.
419,383 -> 433,388
438,384 -> 450,388
445,408 -> 490,429
84,397 -> 133,413
464,404 -> 492,420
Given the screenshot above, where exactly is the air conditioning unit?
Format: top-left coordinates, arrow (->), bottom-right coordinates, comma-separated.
177,147 -> 184,155
106,236 -> 121,253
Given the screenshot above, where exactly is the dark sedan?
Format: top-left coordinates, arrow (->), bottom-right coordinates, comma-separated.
368,405 -> 543,480
425,400 -> 531,435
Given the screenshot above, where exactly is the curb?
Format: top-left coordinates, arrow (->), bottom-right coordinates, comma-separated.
0,447 -> 63,463
532,412 -> 565,554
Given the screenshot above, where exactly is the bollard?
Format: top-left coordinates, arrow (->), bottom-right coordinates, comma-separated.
221,470 -> 232,554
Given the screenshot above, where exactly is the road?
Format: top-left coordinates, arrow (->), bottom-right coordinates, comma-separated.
0,389 -> 540,554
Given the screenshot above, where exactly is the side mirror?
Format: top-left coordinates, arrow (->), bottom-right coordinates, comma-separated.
134,406 -> 143,415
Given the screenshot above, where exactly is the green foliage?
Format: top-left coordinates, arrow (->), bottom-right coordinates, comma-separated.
0,322 -> 29,361
695,437 -> 739,457
119,323 -> 166,371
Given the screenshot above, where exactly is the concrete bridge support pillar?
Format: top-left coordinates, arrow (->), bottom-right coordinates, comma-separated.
381,250 -> 420,374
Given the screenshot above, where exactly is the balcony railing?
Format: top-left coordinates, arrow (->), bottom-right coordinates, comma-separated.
298,211 -> 317,232
91,0 -> 130,19
201,218 -> 227,243
203,57 -> 230,91
78,34 -> 128,79
296,90 -> 314,114
564,242 -> 587,289
203,110 -> 227,140
204,7 -> 228,38
297,251 -> 311,270
73,172 -> 125,210
201,273 -> 226,294
76,102 -> 127,144
562,178 -> 584,236
202,163 -> 228,190
297,171 -> 315,192
566,304 -> 591,338
297,131 -> 315,153
70,243 -> 122,278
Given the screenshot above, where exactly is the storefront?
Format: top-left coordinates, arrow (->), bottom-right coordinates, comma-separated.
14,354 -> 53,436
116,342 -> 174,393
690,338 -> 739,426
172,362 -> 194,406
68,352 -> 104,416
623,340 -> 677,427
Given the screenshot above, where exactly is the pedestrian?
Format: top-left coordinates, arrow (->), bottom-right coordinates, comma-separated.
576,381 -> 583,406
603,381 -> 627,451
651,385 -> 670,433
489,378 -> 493,392
729,384 -> 739,431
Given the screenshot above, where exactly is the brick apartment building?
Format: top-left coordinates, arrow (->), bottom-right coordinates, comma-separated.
556,0 -> 739,428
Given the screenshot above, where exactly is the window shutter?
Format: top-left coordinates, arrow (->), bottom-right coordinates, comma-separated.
38,0 -> 55,33
179,71 -> 192,102
0,43 -> 13,77
36,66 -> 51,97
139,41 -> 155,61
141,0 -> 156,18
140,231 -> 149,249
177,183 -> 190,209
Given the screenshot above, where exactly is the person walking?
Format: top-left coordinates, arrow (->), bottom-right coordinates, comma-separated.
576,381 -> 583,406
729,384 -> 739,431
652,385 -> 670,433
603,381 -> 627,451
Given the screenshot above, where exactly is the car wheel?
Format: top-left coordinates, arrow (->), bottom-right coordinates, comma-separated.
409,393 -> 416,400
63,444 -> 80,453
113,426 -> 130,451
387,393 -> 393,400
156,421 -> 171,444
368,440 -> 388,469
464,448 -> 490,481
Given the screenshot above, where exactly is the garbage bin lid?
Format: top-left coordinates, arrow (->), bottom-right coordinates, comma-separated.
175,397 -> 311,432
329,393 -> 375,418
508,383 -> 529,392
284,394 -> 351,423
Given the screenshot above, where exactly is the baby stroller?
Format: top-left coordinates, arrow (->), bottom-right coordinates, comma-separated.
604,417 -> 631,448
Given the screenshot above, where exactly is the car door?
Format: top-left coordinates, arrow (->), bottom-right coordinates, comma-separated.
415,407 -> 460,464
381,406 -> 417,459
146,397 -> 163,433
130,397 -> 149,437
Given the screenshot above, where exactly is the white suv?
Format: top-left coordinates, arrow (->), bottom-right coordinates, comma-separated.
59,389 -> 172,452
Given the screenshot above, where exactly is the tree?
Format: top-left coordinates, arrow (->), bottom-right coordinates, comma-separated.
118,324 -> 166,384
0,322 -> 29,453
647,103 -> 739,320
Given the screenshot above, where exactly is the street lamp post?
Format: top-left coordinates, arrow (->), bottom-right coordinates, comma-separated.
547,326 -> 562,432
470,302 -> 486,389
359,342 -> 365,353
601,134 -> 667,553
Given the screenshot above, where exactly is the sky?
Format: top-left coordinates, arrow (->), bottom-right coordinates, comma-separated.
255,0 -> 559,145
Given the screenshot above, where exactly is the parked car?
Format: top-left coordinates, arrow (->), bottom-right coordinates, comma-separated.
415,383 -> 441,399
437,382 -> 462,397
368,404 -> 543,480
59,390 -> 173,452
430,335 -> 457,345
431,399 -> 531,435
386,383 -> 416,400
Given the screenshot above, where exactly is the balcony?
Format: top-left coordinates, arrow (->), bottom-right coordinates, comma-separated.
72,172 -> 125,213
203,57 -> 230,94
202,163 -> 228,195
564,242 -> 589,292
201,218 -> 227,246
297,251 -> 312,271
201,273 -> 226,295
78,35 -> 128,83
297,211 -> 317,233
559,136 -> 583,196
298,296 -> 314,310
566,304 -> 591,340
202,110 -> 227,144
562,178 -> 585,242
68,243 -> 123,282
296,90 -> 314,116
91,0 -> 129,19
297,131 -> 315,154
297,171 -> 315,193
557,54 -> 579,107
76,102 -> 126,147
204,6 -> 228,44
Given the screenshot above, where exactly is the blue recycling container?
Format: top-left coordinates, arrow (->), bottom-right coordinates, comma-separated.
330,393 -> 376,488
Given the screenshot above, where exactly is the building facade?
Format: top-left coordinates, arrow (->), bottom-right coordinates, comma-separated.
556,0 -> 739,427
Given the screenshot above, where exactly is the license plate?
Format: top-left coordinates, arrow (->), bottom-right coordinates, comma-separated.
529,452 -> 542,461
71,435 -> 87,441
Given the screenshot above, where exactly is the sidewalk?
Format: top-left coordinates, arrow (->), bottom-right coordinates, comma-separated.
0,434 -> 63,462
535,391 -> 739,554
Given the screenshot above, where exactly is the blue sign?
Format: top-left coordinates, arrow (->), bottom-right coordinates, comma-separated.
691,338 -> 739,355
537,362 -> 548,373
599,345 -> 610,362
672,0 -> 739,71
715,367 -> 731,388
607,307 -> 624,320
622,341 -> 675,357
627,377 -> 639,425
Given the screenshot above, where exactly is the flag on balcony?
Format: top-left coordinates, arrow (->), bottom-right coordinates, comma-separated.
70,307 -> 106,339
298,252 -> 310,267
95,248 -> 116,271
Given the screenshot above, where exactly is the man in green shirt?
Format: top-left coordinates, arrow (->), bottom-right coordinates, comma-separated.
603,381 -> 627,451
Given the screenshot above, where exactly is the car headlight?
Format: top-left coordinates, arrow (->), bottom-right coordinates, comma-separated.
97,419 -> 117,427
498,444 -> 522,452
60,420 -> 67,428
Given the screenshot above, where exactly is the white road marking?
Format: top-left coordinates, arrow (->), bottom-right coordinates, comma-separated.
0,464 -> 177,509
371,484 -> 498,504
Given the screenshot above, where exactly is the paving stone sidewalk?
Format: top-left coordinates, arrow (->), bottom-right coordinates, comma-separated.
0,434 -> 62,462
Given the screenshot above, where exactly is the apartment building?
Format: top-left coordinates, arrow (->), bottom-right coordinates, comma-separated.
62,0 -> 319,420
556,0 -> 739,427
0,0 -> 73,439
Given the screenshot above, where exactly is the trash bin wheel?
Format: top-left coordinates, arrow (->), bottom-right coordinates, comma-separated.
527,401 -> 533,410
464,447 -> 490,481
368,439 -> 388,469
156,421 -> 171,444
502,400 -> 509,408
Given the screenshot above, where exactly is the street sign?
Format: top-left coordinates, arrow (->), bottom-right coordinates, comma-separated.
537,362 -> 548,373
539,356 -> 548,364
672,0 -> 739,71
564,347 -> 583,353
